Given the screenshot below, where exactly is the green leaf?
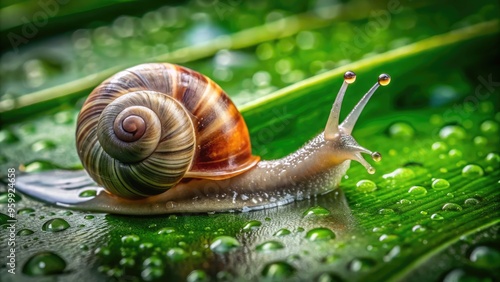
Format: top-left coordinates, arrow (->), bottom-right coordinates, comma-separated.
1,1 -> 500,282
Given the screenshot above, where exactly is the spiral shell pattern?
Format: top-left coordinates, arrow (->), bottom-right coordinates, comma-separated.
76,63 -> 259,198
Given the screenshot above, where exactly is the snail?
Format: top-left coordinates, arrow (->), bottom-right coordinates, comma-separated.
16,63 -> 390,215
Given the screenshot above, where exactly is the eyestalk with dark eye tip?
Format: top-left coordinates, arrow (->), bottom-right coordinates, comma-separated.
17,63 -> 391,215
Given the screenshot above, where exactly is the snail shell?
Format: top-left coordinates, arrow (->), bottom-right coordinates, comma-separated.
76,63 -> 259,198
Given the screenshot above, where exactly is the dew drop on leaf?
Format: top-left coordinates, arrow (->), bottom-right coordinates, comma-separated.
408,186 -> 427,196
261,261 -> 296,278
388,122 -> 415,139
17,208 -> 35,214
305,227 -> 336,241
242,220 -> 262,232
121,234 -> 140,245
356,180 -> 377,193
256,241 -> 285,252
166,248 -> 186,262
469,246 -> 500,269
141,266 -> 164,281
480,120 -> 499,135
316,272 -> 343,282
431,141 -> 448,152
22,252 -> 67,276
431,213 -> 444,221
348,257 -> 376,272
485,152 -> 500,164
42,218 -> 70,232
303,206 -> 331,217
157,227 -> 176,235
210,236 -> 241,254
274,228 -> 291,237
464,198 -> 480,206
378,208 -> 395,215
186,269 -> 209,282
383,168 -> 415,180
439,125 -> 466,141
17,229 -> 35,236
432,178 -> 450,190
461,164 -> 484,178
442,203 -> 463,211
379,234 -> 398,242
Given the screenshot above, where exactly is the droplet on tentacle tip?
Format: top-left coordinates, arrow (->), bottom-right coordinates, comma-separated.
378,74 -> 391,86
371,152 -> 382,162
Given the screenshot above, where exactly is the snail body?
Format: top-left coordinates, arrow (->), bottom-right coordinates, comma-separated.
19,63 -> 390,215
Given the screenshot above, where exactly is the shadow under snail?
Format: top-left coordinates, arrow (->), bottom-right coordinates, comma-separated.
17,63 -> 390,215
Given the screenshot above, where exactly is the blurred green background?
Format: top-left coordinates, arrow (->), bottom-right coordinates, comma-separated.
0,0 -> 499,281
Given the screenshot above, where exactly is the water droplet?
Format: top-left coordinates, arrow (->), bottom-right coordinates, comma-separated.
431,213 -> 444,220
379,234 -> 398,242
480,120 -> 499,135
303,206 -> 331,217
432,178 -> 450,190
274,228 -> 291,237
79,190 -> 97,197
473,136 -> 488,146
17,229 -> 34,236
383,168 -> 415,180
348,257 -> 376,272
462,164 -> 484,178
158,227 -> 176,234
485,152 -> 500,164
166,248 -> 186,262
442,203 -> 463,211
322,254 -> 341,264
17,208 -> 35,215
305,227 -> 336,241
84,215 -> 95,220
256,241 -> 285,252
61,211 -> 73,216
469,245 -> 500,269
448,149 -> 463,158
439,125 -> 466,141
42,218 -> 70,232
119,257 -> 135,267
412,225 -> 426,232
431,141 -> 448,152
210,236 -> 240,254
378,208 -> 395,215
23,160 -> 59,172
22,252 -> 66,276
356,180 -> 377,193
140,242 -> 154,250
388,122 -> 415,139
398,199 -> 412,205
141,266 -> 164,281
121,234 -> 140,245
443,268 -> 493,282
94,247 -> 111,256
261,261 -> 296,278
316,272 -> 343,282
464,198 -> 480,206
242,220 -> 262,232
0,129 -> 20,143
0,192 -> 22,203
186,269 -> 209,282
31,140 -> 56,152
408,186 -> 427,196
143,255 -> 163,267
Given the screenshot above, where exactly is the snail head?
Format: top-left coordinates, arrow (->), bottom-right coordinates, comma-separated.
323,71 -> 390,174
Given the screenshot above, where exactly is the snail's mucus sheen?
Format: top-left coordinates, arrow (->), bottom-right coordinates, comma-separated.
16,64 -> 389,214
